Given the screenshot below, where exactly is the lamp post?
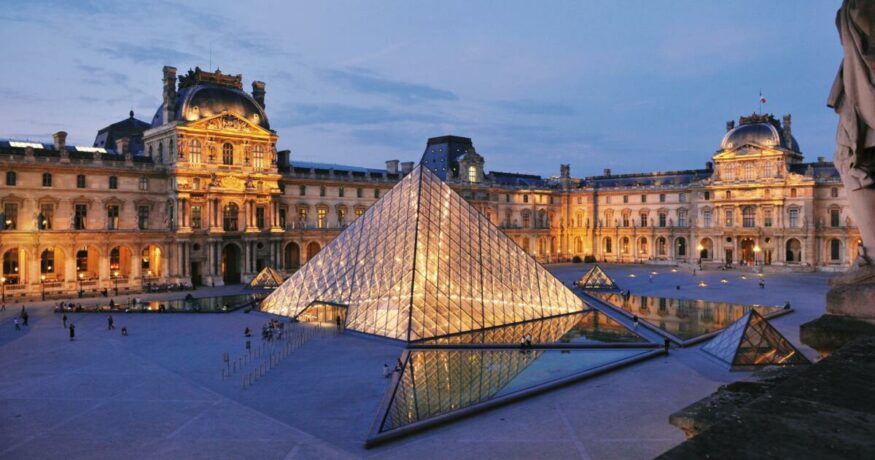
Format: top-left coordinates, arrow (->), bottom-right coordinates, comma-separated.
40,274 -> 46,300
696,243 -> 704,265
113,270 -> 119,296
753,245 -> 761,267
78,272 -> 84,298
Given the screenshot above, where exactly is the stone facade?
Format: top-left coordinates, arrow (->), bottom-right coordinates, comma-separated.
0,66 -> 861,299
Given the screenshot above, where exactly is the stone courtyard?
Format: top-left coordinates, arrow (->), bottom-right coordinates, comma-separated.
0,265 -> 830,460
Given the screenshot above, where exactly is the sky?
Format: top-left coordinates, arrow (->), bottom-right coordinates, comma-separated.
0,0 -> 844,177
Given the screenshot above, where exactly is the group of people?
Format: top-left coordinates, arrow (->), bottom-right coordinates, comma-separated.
519,333 -> 534,349
259,319 -> 286,341
382,359 -> 404,378
12,306 -> 29,331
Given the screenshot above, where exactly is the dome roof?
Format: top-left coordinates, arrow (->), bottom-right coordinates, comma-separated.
151,84 -> 270,130
720,115 -> 799,152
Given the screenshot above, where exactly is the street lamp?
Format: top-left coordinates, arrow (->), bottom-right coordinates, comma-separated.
78,272 -> 84,298
753,245 -> 761,267
113,270 -> 120,296
40,274 -> 46,300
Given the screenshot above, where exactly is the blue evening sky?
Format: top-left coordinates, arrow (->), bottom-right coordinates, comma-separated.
0,1 -> 842,177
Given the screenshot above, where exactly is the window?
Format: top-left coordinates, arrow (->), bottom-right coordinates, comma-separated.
764,209 -> 773,227
107,205 -> 119,230
623,195 -> 629,204
320,186 -> 326,197
790,188 -> 797,198
223,203 -> 239,231
338,208 -> 346,226
522,211 -> 531,228
74,204 -> 87,230
764,161 -> 775,177
725,190 -> 731,199
189,139 -> 202,163
725,209 -> 733,226
40,249 -> 55,274
355,208 -> 365,218
831,209 -> 840,227
523,194 -> 529,203
658,213 -> 666,227
338,186 -> 344,198
742,207 -> 755,228
255,207 -> 266,229
743,162 -> 754,180
703,210 -> 712,228
39,203 -> 53,230
831,187 -> 839,198
604,237 -> 613,254
789,209 -> 799,227
374,189 -> 380,199
679,193 -> 687,203
3,203 -> 18,229
139,177 -> 149,191
141,248 -> 151,271
76,249 -> 88,273
468,165 -> 477,183
253,145 -> 264,169
5,171 -> 16,186
222,143 -> 234,165
676,238 -> 687,257
659,193 -> 665,203
191,206 -> 202,229
77,175 -> 86,188
605,195 -> 611,204
109,176 -> 118,190
138,206 -> 150,230
639,213 -> 647,227
157,143 -> 163,162
42,173 -> 52,187
317,208 -> 327,229
704,191 -> 711,200
279,208 -> 287,228
299,185 -> 306,196
830,239 -> 841,261
3,250 -> 20,284
678,209 -> 687,227
641,194 -> 647,203
622,214 -> 630,227
356,188 -> 363,198
298,208 -> 308,226
764,189 -> 771,199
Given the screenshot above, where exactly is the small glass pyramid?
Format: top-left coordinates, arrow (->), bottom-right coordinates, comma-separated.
248,266 -> 285,289
261,165 -> 586,341
578,264 -> 618,290
702,310 -> 810,370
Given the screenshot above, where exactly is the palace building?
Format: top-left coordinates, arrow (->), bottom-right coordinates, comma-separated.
0,65 -> 861,299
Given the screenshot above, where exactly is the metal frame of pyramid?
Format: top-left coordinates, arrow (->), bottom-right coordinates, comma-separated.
248,266 -> 285,289
578,264 -> 618,290
702,309 -> 810,371
261,165 -> 586,342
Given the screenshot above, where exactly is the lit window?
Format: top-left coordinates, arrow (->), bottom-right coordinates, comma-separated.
317,208 -> 327,229
107,205 -> 119,230
39,203 -> 53,230
191,206 -> 202,229
253,145 -> 264,169
189,139 -> 202,163
223,203 -> 239,231
3,203 -> 18,229
468,166 -> 477,183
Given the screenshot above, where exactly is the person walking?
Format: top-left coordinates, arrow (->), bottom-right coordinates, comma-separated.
69,323 -> 75,341
383,364 -> 391,378
664,337 -> 670,354
62,314 -> 68,329
759,279 -> 765,289
21,309 -> 28,326
121,326 -> 128,336
525,333 -> 533,348
107,315 -> 115,330
632,315 -> 639,329
1,303 -> 6,311
14,318 -> 20,331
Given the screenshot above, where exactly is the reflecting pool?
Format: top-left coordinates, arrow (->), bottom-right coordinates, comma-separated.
588,292 -> 785,342
419,310 -> 645,346
56,294 -> 264,313
377,347 -> 653,434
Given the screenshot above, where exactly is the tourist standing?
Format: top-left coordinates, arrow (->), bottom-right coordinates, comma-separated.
664,337 -> 670,354
759,279 -> 765,289
21,308 -> 28,326
62,314 -> 68,328
107,315 -> 115,330
0,303 -> 6,311
632,315 -> 639,329
69,323 -> 75,341
383,364 -> 391,378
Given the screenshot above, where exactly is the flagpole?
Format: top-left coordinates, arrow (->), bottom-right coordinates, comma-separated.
759,90 -> 762,114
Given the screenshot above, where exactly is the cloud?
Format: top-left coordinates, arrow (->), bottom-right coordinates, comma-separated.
493,99 -> 576,116
275,103 -> 440,127
323,67 -> 457,103
97,43 -> 198,64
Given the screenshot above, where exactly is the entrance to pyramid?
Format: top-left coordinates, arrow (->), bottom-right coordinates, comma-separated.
261,165 -> 586,342
298,302 -> 348,326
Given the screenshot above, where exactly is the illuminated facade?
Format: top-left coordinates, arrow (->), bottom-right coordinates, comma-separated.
0,64 -> 861,299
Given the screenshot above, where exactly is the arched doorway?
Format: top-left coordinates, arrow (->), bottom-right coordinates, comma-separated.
222,244 -> 241,284
675,237 -> 687,259
620,237 -> 630,255
285,242 -> 301,270
699,238 -> 713,260
109,246 -> 133,278
40,247 -> 65,281
637,237 -> 648,257
305,242 -> 321,262
786,238 -> 802,264
141,245 -> 162,278
740,238 -> 756,265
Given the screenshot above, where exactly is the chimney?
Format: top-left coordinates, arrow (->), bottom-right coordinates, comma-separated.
277,149 -> 290,169
603,168 -> 611,176
726,120 -> 735,132
52,131 -> 67,152
706,161 -> 713,171
162,66 -> 177,125
782,114 -> 792,149
251,81 -> 266,109
817,156 -> 825,163
386,160 -> 399,174
115,137 -> 129,155
401,161 -> 414,174
560,164 -> 570,178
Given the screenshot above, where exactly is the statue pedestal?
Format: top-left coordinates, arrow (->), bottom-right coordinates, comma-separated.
801,265 -> 875,355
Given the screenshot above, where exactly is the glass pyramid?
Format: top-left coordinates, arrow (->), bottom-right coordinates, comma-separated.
702,310 -> 810,370
248,266 -> 285,289
578,264 -> 618,290
261,165 -> 586,341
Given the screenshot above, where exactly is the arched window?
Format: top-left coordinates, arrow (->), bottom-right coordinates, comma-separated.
3,249 -> 20,284
621,237 -> 630,254
40,249 -> 55,274
110,247 -> 120,271
676,237 -> 687,257
830,239 -> 841,262
189,139 -> 201,164
253,144 -> 264,169
521,237 -> 530,253
223,203 -> 239,231
786,238 -> 802,263
222,143 -> 234,165
638,237 -> 648,255
76,249 -> 88,273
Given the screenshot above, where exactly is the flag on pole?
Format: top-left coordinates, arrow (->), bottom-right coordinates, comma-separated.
759,92 -> 767,104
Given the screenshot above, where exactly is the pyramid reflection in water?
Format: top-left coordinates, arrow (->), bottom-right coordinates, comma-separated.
262,165 -> 585,341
